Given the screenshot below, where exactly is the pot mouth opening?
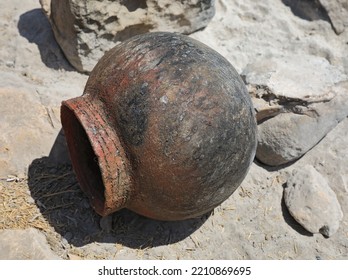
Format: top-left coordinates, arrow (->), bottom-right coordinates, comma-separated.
61,104 -> 106,211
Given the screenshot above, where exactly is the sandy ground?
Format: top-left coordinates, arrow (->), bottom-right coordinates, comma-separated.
0,0 -> 347,259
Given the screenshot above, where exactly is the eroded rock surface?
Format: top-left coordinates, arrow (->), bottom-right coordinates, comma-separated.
242,54 -> 348,166
40,0 -> 215,72
0,228 -> 61,259
319,0 -> 348,34
284,165 -> 343,237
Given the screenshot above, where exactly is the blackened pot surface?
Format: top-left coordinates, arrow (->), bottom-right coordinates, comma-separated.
61,32 -> 257,221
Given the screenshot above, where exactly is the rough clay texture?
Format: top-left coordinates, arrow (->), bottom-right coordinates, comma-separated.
284,165 -> 343,237
0,228 -> 61,259
242,55 -> 348,166
40,0 -> 215,72
1,0 -> 348,260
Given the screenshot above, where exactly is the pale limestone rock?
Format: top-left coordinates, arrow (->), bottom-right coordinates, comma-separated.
0,228 -> 61,259
40,0 -> 215,72
242,54 -> 348,166
319,0 -> 348,34
284,165 -> 343,237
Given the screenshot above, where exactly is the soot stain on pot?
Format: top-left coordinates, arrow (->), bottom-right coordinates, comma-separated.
141,34 -> 202,69
117,81 -> 150,146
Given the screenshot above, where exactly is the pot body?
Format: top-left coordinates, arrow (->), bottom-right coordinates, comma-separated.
61,32 -> 257,220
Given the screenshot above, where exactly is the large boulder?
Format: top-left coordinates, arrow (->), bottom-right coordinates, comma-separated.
242,54 -> 348,166
40,0 -> 215,73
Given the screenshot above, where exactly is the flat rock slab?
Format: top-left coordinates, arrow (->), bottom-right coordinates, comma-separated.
242,54 -> 348,166
0,87 -> 58,176
40,0 -> 215,72
242,54 -> 346,117
284,165 -> 343,237
0,228 -> 61,259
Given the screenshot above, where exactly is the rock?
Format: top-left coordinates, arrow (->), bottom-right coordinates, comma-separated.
284,165 -> 343,237
241,54 -> 348,166
287,117 -> 348,238
40,0 -> 215,73
319,0 -> 348,34
0,87 -> 58,176
256,90 -> 348,166
242,54 -> 347,121
0,228 -> 61,259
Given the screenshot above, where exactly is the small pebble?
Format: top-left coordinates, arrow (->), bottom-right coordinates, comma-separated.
61,237 -> 70,249
5,61 -> 14,68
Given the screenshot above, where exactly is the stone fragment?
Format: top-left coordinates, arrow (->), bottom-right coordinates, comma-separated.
242,54 -> 348,166
242,54 -> 347,121
319,0 -> 348,34
0,228 -> 61,259
40,0 -> 215,73
256,90 -> 348,166
284,165 -> 343,237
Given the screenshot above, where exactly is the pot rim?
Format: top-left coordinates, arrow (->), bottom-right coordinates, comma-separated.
61,95 -> 133,216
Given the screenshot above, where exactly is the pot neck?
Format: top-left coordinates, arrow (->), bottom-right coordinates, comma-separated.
61,95 -> 132,216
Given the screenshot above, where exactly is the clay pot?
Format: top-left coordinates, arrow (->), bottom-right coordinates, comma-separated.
61,32 -> 257,221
